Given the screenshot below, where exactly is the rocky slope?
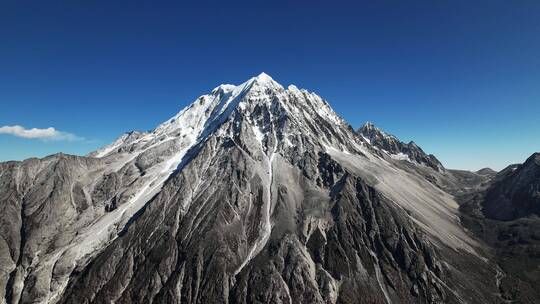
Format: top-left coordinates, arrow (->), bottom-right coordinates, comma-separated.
458,153 -> 540,303
355,123 -> 493,199
0,73 -> 519,303
357,122 -> 444,172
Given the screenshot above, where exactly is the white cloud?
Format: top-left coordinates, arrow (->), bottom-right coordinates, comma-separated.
0,125 -> 84,141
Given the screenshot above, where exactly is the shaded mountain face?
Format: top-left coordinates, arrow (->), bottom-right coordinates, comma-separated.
357,122 -> 444,172
457,152 -> 540,302
482,153 -> 540,221
1,73 -> 504,303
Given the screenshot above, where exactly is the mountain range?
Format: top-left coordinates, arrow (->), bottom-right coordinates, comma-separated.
1,73 -> 538,303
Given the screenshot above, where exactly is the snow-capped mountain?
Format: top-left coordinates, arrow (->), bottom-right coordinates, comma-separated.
1,73 -> 532,303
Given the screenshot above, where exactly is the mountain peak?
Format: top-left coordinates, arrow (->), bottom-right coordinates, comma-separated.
483,151 -> 540,220
362,121 -> 376,129
253,72 -> 274,82
526,152 -> 540,166
476,167 -> 497,176
246,72 -> 283,91
358,121 -> 395,142
357,122 -> 444,171
211,73 -> 281,96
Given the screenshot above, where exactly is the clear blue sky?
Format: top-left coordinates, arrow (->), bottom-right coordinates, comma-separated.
1,0 -> 539,170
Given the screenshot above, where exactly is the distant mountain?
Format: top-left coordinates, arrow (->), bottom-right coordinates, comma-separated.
0,73 -> 528,303
357,122 -> 444,172
475,168 -> 497,177
482,153 -> 540,221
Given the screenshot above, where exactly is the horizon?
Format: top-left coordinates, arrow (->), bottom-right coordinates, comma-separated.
1,1 -> 539,171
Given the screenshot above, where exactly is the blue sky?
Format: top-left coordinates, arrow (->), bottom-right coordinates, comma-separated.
1,0 -> 539,170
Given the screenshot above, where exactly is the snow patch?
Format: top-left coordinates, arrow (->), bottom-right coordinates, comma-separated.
233,101 -> 278,277
389,152 -> 411,161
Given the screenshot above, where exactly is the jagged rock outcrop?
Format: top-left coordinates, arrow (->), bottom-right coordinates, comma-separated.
357,122 -> 444,172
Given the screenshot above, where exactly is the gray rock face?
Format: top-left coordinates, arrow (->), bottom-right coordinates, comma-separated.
0,154 -> 107,303
482,153 -> 540,220
0,73 -> 510,303
357,122 -> 444,172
